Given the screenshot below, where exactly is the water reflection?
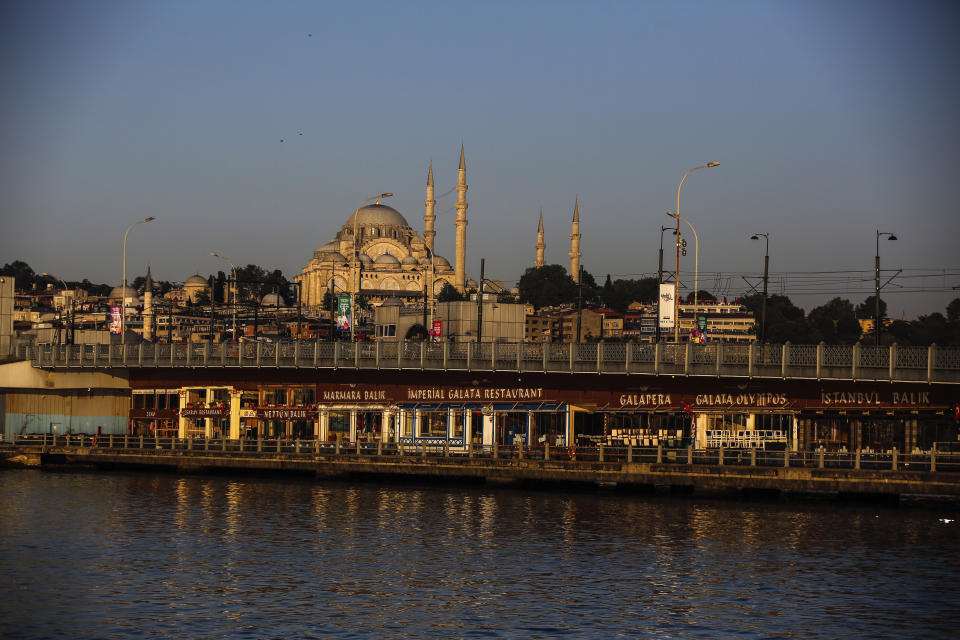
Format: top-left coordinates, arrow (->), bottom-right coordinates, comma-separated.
0,471 -> 957,639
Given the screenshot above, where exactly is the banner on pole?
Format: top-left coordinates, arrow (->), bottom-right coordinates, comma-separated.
336,295 -> 351,331
431,320 -> 442,342
109,306 -> 122,335
658,284 -> 675,329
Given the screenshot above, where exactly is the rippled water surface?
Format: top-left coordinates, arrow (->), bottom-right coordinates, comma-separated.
0,471 -> 958,639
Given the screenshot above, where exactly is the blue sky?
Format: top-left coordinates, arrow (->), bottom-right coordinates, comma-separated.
1,0 -> 957,316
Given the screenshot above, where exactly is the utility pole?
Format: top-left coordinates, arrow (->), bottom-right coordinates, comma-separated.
476,258 -> 485,344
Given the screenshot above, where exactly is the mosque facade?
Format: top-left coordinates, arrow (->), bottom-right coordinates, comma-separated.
294,147 -> 471,311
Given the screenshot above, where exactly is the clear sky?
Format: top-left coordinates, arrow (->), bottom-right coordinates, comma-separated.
1,0 -> 957,317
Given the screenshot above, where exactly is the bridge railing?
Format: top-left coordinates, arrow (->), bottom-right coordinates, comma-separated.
12,434 -> 960,473
24,340 -> 960,382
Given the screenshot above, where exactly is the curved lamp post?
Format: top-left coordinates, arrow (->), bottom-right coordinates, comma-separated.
672,162 -> 718,342
121,216 -> 155,343
211,252 -> 238,341
667,211 -> 699,340
875,230 -> 897,346
350,192 -> 393,341
750,233 -> 769,343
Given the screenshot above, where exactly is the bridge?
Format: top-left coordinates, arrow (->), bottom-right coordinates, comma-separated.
23,340 -> 960,383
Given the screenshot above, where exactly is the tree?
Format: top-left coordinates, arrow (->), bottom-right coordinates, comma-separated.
437,283 -> 466,302
517,265 -> 578,309
0,260 -> 38,290
599,277 -> 658,313
741,293 -> 814,343
856,295 -> 887,320
807,298 -> 861,344
947,298 -> 960,324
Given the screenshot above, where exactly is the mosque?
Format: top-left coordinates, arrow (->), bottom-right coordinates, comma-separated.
294,145 -> 585,312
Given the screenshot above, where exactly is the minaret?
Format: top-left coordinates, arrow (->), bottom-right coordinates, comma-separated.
454,144 -> 468,292
424,161 -> 436,254
143,265 -> 154,341
535,209 -> 545,268
569,196 -> 582,283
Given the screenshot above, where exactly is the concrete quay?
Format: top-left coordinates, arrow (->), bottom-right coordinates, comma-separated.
4,439 -> 959,502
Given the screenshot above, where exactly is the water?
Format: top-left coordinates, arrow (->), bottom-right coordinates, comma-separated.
0,471 -> 957,639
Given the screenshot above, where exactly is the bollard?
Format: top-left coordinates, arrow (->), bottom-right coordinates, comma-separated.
109,434 -> 114,449
688,445 -> 693,466
377,439 -> 382,456
188,437 -> 193,451
892,447 -> 898,471
518,444 -> 523,460
783,449 -> 790,468
657,445 -> 663,464
257,438 -> 263,453
444,439 -> 449,458
819,449 -> 824,469
139,435 -> 144,449
627,444 -> 633,464
124,434 -> 129,449
421,442 -> 427,459
468,441 -> 474,458
493,442 -> 498,459
356,440 -> 361,456
545,442 -> 550,461
718,446 -> 724,466
205,437 -> 210,451
399,442 -> 404,456
599,445 -> 604,462
931,450 -> 937,472
222,437 -> 226,452
855,449 -> 861,470
750,448 -> 757,467
295,439 -> 300,454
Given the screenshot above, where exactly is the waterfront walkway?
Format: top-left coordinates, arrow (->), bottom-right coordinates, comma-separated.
6,435 -> 959,500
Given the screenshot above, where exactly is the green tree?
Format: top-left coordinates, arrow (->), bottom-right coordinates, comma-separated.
600,277 -> 658,313
517,265 -> 577,309
807,298 -> 861,344
438,283 -> 466,302
741,293 -> 814,343
0,260 -> 38,290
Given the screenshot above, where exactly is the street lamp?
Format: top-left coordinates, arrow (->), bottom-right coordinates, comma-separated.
121,216 -> 155,343
750,233 -> 769,343
666,211 -> 699,341
875,230 -> 897,346
672,162 -> 719,342
350,192 -> 393,341
210,252 -> 238,341
42,272 -> 73,345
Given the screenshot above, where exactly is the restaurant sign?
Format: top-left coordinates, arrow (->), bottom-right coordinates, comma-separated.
181,408 -> 230,418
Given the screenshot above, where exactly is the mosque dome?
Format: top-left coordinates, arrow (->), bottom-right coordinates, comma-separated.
185,275 -> 208,286
401,255 -> 419,266
374,253 -> 400,265
359,253 -> 373,265
433,255 -> 451,267
320,251 -> 348,263
344,203 -> 410,229
318,239 -> 339,252
109,285 -> 138,300
466,279 -> 479,289
261,292 -> 285,307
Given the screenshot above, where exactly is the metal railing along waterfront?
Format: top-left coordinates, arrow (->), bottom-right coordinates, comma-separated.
11,434 -> 960,473
22,340 -> 960,382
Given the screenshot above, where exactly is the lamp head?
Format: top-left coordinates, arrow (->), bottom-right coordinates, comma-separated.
665,211 -> 678,219
706,161 -> 720,168
888,234 -> 897,241
144,216 -> 155,223
750,235 -> 759,240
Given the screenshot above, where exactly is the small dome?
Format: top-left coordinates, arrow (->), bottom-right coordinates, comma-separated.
374,253 -> 400,265
110,285 -> 138,299
261,292 -> 285,307
344,203 -> 410,229
466,279 -> 478,289
320,251 -> 348,263
359,253 -> 373,265
433,255 -> 451,267
318,239 -> 339,252
185,275 -> 208,286
401,255 -> 419,266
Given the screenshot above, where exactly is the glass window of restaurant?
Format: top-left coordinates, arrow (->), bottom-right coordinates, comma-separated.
810,416 -> 854,451
420,410 -> 448,438
916,418 -> 959,450
328,411 -> 350,442
530,411 -> 565,447
470,409 -> 483,446
496,412 -> 527,446
601,412 -> 688,447
357,410 -> 382,442
860,417 -> 906,452
290,387 -> 315,407
452,410 -> 465,440
400,410 -> 414,438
